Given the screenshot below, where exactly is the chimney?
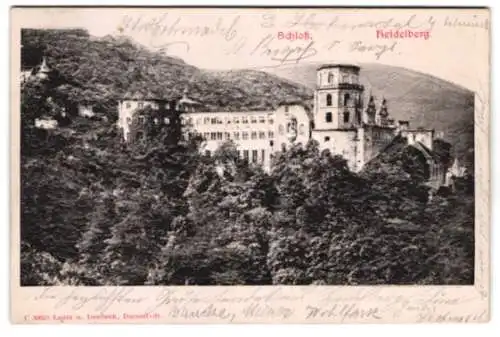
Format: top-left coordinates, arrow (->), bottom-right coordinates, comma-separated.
398,120 -> 409,131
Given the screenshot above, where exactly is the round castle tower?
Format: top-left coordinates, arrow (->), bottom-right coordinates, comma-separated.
313,64 -> 364,130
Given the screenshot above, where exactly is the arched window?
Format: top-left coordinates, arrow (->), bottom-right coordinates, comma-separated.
326,94 -> 332,106
326,112 -> 332,123
343,110 -> 350,123
328,72 -> 334,83
344,93 -> 351,106
287,118 -> 297,133
299,123 -> 305,135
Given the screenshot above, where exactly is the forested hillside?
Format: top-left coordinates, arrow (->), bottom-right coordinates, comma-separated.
20,29 -> 474,286
21,29 -> 312,115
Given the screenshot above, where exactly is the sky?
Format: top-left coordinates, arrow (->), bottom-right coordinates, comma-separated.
11,7 -> 490,93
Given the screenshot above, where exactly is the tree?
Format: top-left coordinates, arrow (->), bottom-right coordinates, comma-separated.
267,141 -> 380,284
76,195 -> 118,285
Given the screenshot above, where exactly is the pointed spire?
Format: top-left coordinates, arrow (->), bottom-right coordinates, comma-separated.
364,93 -> 377,124
378,96 -> 389,117
367,94 -> 376,109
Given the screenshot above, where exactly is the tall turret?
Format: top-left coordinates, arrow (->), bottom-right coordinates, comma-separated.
365,94 -> 377,124
177,87 -> 201,112
313,64 -> 364,130
376,97 -> 389,125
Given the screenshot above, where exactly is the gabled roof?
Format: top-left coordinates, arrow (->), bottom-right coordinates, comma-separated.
178,96 -> 201,105
410,141 -> 440,162
277,100 -> 310,109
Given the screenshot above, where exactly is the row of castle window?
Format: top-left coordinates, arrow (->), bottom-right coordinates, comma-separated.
200,131 -> 275,141
132,116 -> 274,125
278,124 -> 306,135
126,116 -> 165,125
325,111 -> 350,123
193,116 -> 273,125
324,93 -> 354,107
126,101 -> 193,112
243,149 -> 267,164
205,149 -> 269,164
126,102 -> 166,110
124,101 -> 211,113
129,115 -> 275,126
129,113 -> 351,130
320,73 -> 358,85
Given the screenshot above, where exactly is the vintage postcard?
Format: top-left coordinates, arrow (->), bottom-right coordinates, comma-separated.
10,7 -> 490,323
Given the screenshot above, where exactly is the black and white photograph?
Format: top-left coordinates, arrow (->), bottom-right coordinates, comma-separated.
17,8 -> 480,289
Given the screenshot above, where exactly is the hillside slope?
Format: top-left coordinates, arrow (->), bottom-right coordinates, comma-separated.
264,63 -> 474,168
21,29 -> 312,114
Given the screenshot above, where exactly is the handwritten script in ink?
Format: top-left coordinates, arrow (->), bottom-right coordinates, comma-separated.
27,286 -> 488,323
116,12 -> 488,67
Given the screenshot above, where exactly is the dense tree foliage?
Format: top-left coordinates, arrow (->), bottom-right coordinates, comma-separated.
20,90 -> 474,286
20,29 -> 474,286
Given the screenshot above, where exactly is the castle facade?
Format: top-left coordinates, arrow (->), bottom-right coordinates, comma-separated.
117,64 -> 446,187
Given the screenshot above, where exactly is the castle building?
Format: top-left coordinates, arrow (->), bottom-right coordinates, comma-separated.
117,64 -> 447,186
21,56 -> 52,84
